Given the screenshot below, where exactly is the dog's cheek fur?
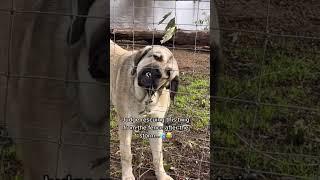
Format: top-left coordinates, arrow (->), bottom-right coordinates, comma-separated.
169,76 -> 179,101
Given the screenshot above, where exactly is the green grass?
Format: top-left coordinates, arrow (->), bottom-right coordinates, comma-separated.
0,142 -> 23,180
168,74 -> 210,129
214,41 -> 320,178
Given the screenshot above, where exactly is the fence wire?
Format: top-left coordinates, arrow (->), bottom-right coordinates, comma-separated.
0,0 -> 319,179
0,0 -> 110,179
213,0 -> 320,179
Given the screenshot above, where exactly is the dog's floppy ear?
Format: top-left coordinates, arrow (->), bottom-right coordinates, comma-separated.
131,46 -> 153,75
168,76 -> 179,102
66,0 -> 95,45
88,29 -> 107,82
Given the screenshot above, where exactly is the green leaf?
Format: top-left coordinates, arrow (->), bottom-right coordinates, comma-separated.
160,26 -> 177,44
165,17 -> 175,31
158,11 -> 172,25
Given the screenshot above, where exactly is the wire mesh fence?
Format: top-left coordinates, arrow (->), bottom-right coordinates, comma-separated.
0,0 -> 109,179
0,0 -> 319,179
213,0 -> 320,179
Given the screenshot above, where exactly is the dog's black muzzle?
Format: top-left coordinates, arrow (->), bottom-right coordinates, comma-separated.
138,66 -> 162,95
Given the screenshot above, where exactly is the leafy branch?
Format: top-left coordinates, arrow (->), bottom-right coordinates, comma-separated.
158,11 -> 209,44
158,11 -> 177,44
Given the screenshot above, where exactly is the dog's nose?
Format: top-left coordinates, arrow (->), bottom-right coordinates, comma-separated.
138,67 -> 161,89
143,68 -> 161,79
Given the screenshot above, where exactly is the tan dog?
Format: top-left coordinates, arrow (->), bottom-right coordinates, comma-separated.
110,40 -> 179,180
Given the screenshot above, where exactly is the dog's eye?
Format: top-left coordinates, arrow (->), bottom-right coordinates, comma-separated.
153,54 -> 162,61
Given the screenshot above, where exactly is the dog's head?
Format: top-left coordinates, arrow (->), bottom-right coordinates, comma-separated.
131,46 -> 179,101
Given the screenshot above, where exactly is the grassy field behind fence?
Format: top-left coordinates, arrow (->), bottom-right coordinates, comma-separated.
213,34 -> 320,178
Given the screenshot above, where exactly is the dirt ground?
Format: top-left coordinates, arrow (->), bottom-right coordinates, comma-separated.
217,0 -> 320,37
172,50 -> 210,73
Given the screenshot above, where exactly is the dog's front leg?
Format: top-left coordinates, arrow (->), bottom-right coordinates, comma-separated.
149,122 -> 173,180
118,116 -> 135,180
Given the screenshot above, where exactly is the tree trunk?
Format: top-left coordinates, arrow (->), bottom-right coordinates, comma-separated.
110,28 -> 209,46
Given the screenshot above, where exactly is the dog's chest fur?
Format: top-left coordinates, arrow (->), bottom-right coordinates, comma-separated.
136,89 -> 170,118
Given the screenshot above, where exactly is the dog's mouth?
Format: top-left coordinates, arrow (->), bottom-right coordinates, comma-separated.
137,66 -> 163,95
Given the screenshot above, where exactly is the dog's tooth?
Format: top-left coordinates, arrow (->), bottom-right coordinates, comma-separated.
146,72 -> 152,78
